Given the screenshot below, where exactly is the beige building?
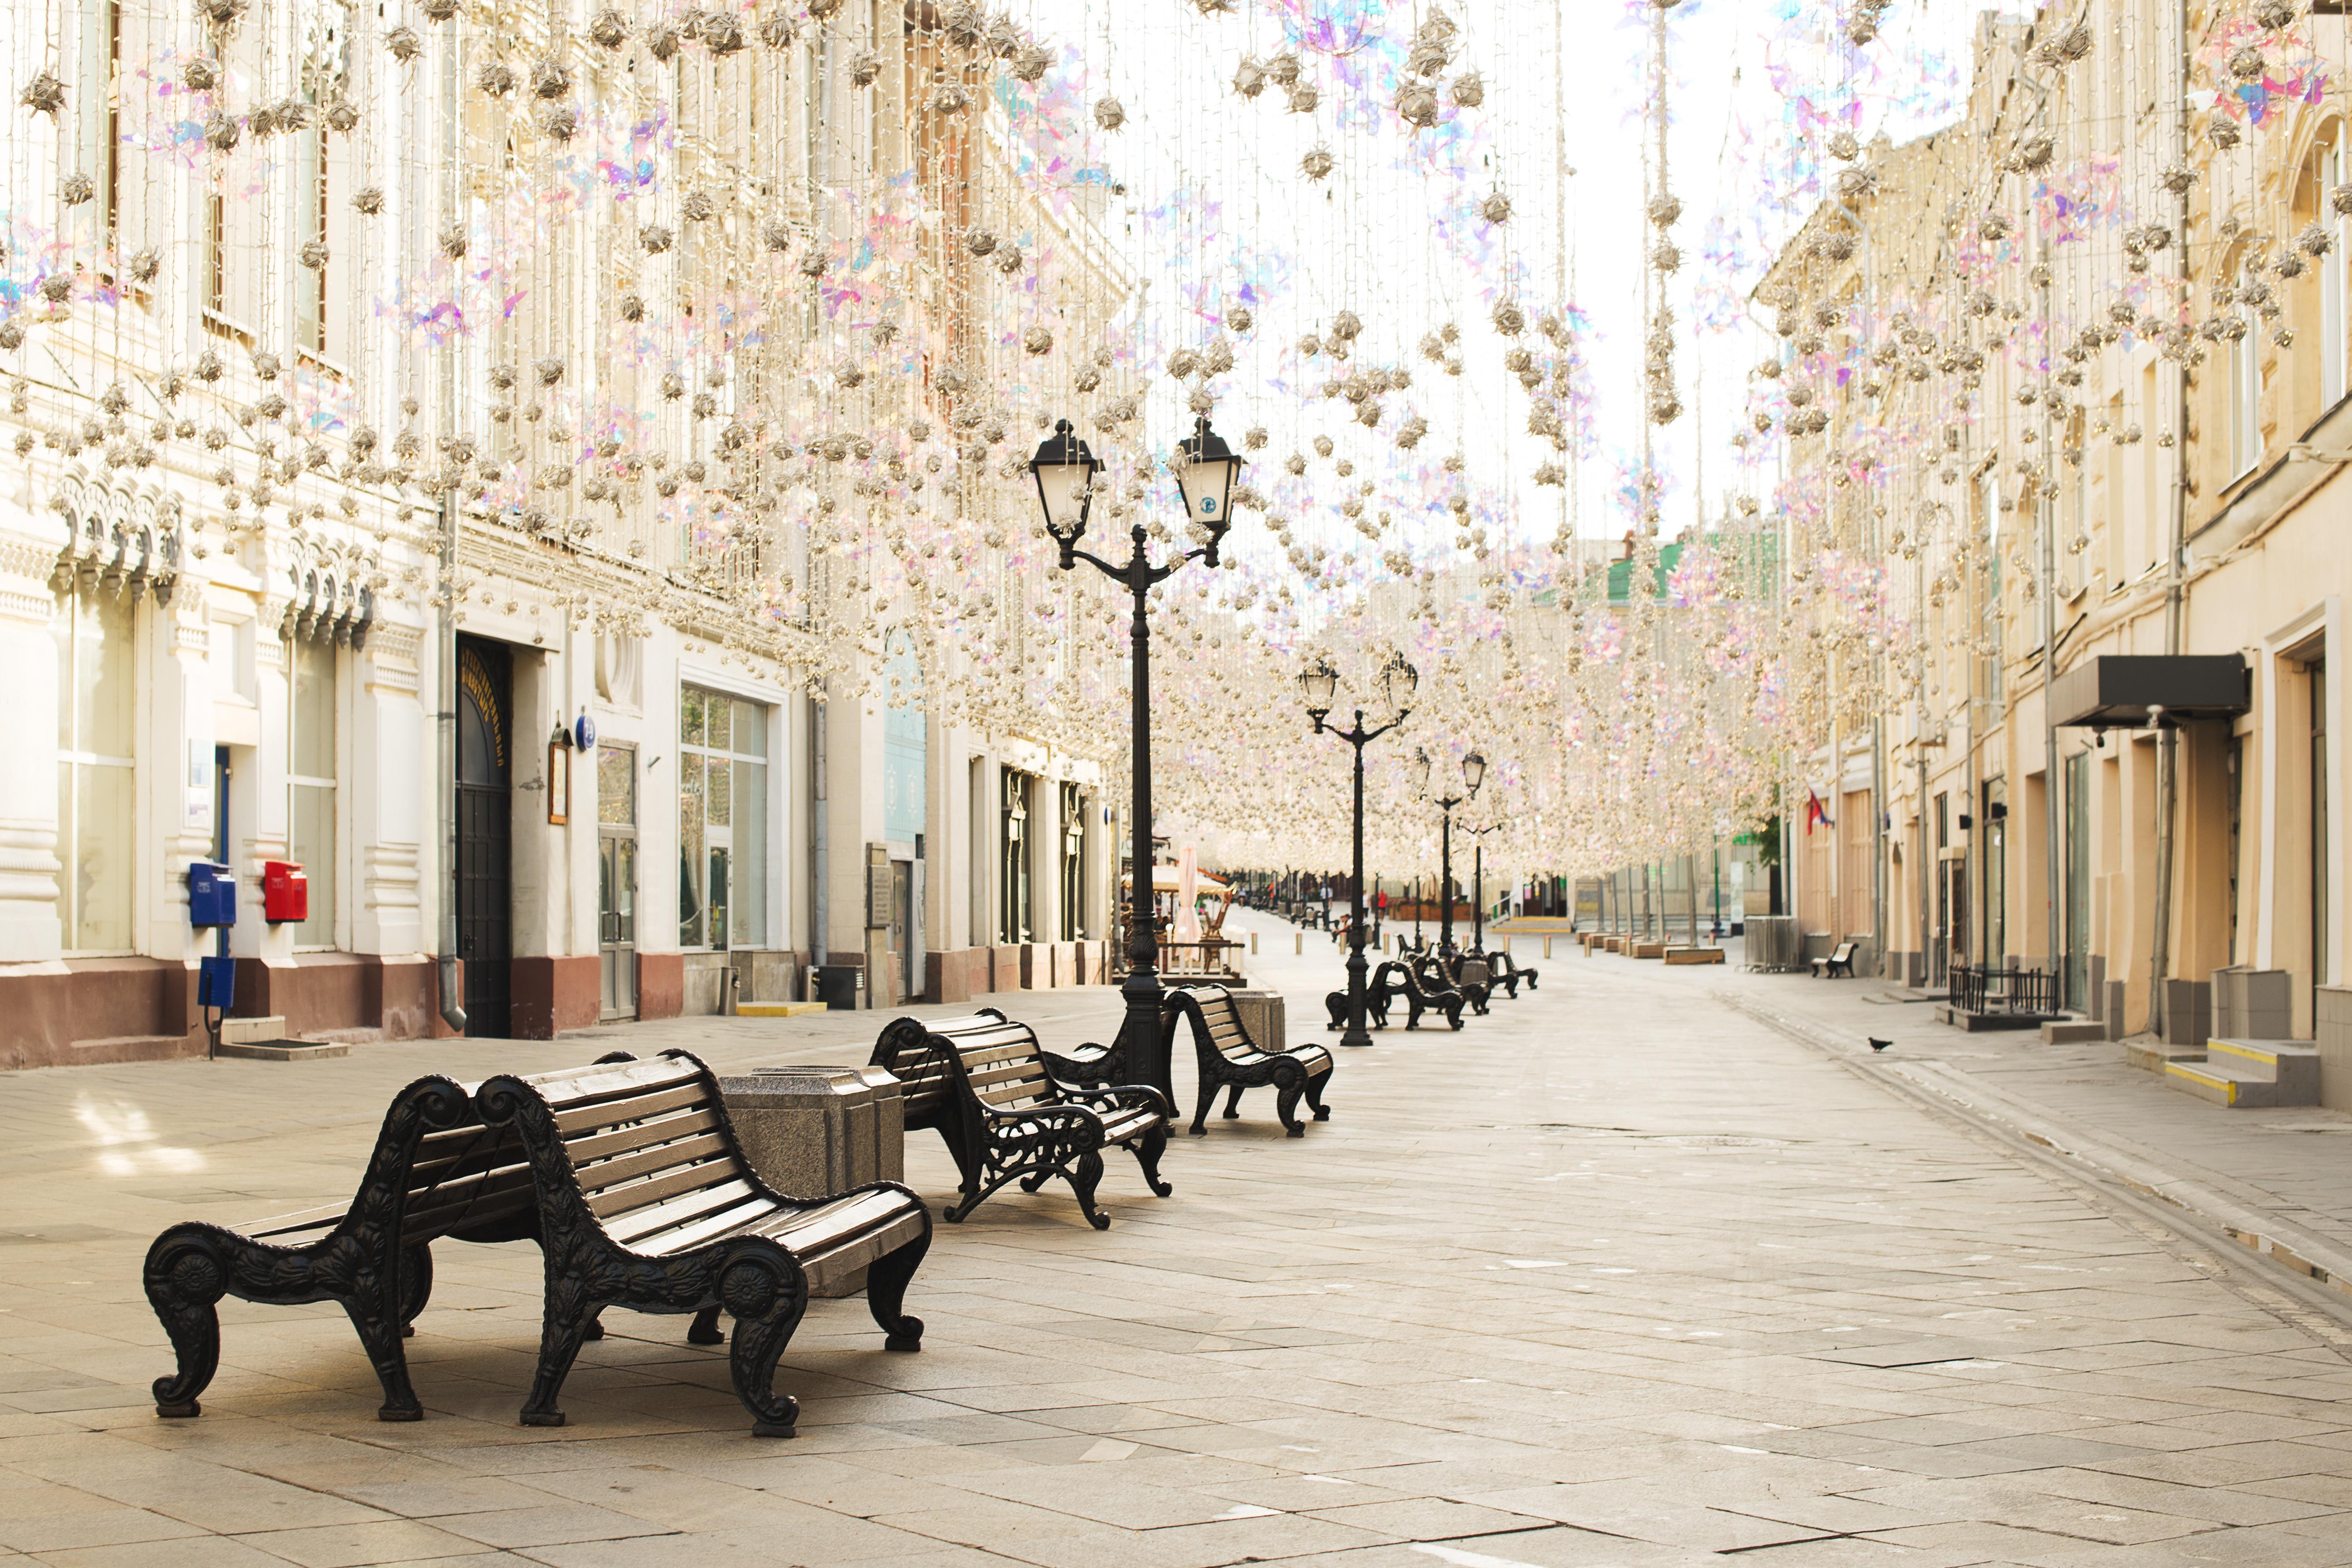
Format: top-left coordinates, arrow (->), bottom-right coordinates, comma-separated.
1763,4 -> 2352,1106
0,7 -> 1130,1067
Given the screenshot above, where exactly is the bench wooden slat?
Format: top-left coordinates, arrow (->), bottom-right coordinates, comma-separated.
551,1080 -> 710,1138
597,1176 -> 761,1247
575,1147 -> 737,1219
562,1106 -> 722,1169
748,1189 -> 915,1257
621,1192 -> 779,1255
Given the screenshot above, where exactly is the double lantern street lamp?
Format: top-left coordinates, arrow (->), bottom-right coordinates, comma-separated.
1028,414 -> 1244,1104
1407,747 -> 1486,959
1301,651 -> 1419,1050
1461,819 -> 1505,955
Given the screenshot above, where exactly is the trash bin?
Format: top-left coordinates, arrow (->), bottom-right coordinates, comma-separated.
814,964 -> 862,1010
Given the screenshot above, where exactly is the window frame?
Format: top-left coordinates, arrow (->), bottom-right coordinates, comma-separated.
54,574 -> 137,957
676,683 -> 771,952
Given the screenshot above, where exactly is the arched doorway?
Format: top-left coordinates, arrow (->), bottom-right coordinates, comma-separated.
456,637 -> 512,1037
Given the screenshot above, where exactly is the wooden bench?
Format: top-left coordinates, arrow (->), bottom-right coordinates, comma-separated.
1165,983 -> 1332,1136
1324,965 -> 1397,1031
1432,952 -> 1491,1015
475,1050 -> 930,1438
143,1072 -> 484,1423
1477,948 -> 1538,996
1388,957 -> 1466,1030
870,1011 -> 1172,1229
1811,941 -> 1856,979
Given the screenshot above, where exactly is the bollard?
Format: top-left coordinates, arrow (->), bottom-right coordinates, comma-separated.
1295,932 -> 1302,955
1250,930 -> 1259,955
1543,935 -> 1553,959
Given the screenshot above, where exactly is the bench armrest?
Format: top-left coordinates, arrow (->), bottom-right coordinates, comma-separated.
979,1100 -> 1108,1149
1042,1043 -> 1115,1086
1056,1081 -> 1172,1122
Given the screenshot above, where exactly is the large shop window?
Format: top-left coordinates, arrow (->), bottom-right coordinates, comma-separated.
289,637 -> 338,948
678,687 -> 768,950
1058,781 -> 1087,941
1000,767 -> 1033,944
53,578 -> 136,953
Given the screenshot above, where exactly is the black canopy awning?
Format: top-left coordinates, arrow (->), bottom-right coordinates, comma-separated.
2050,655 -> 2250,729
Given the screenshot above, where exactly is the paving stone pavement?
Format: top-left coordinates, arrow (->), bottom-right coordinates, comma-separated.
0,911 -> 2348,1568
1699,950 -> 2352,1282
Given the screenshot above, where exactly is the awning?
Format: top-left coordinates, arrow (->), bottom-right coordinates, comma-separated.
2050,655 -> 2250,729
1138,867 -> 1229,893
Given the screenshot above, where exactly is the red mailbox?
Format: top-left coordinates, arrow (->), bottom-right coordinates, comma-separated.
262,860 -> 308,924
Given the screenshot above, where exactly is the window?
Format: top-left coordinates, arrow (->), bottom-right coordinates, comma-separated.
678,686 -> 768,949
53,577 -> 135,953
289,638 -> 337,948
1058,782 -> 1086,941
2327,143 -> 2348,408
2230,262 -> 2262,479
74,0 -> 119,236
1000,767 -> 1032,944
293,88 -> 327,355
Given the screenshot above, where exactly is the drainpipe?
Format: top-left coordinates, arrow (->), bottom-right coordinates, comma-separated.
812,686 -> 828,982
436,492 -> 465,1034
2147,0 -> 2192,1037
2038,247 -> 2063,1008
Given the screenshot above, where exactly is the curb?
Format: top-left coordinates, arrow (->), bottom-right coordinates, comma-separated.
1720,990 -> 2352,1308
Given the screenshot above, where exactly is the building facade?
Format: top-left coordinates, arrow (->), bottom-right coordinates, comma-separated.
0,5 -> 1125,1068
1762,4 -> 2352,1106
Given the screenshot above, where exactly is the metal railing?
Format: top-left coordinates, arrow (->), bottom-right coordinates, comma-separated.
1947,962 -> 2056,1016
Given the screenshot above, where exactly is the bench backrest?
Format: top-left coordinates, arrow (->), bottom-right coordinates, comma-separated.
935,1015 -> 1058,1114
1168,984 -> 1256,1062
871,1015 -> 961,1124
1828,941 -> 1855,962
479,1052 -> 774,1252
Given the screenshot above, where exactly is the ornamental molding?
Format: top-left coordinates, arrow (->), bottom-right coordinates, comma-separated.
367,623 -> 423,670
0,588 -> 52,625
49,471 -> 190,603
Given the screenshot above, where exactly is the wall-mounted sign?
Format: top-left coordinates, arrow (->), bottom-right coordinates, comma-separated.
548,742 -> 570,825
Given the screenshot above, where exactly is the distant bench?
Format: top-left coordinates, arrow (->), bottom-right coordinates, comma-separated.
871,1010 -> 1173,1229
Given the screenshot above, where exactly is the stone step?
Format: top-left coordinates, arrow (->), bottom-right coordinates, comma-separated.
2208,1038 -> 2321,1104
735,1001 -> 830,1018
216,1038 -> 351,1061
2124,1040 -> 2205,1073
2164,1039 -> 2320,1109
2040,1018 -> 2108,1044
219,1015 -> 287,1046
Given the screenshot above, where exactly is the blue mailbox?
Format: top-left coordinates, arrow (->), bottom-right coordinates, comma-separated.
187,861 -> 237,927
197,955 -> 236,1011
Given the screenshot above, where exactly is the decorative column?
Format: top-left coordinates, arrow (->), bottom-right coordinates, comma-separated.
0,524 -> 65,965
352,619 -> 427,1000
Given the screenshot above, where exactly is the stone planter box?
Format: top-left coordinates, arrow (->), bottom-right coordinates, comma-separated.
719,1066 -> 905,1297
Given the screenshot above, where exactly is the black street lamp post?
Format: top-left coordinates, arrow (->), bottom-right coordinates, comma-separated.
1463,821 -> 1503,954
1408,748 -> 1485,958
1301,652 -> 1417,1049
1028,415 -> 1243,1106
